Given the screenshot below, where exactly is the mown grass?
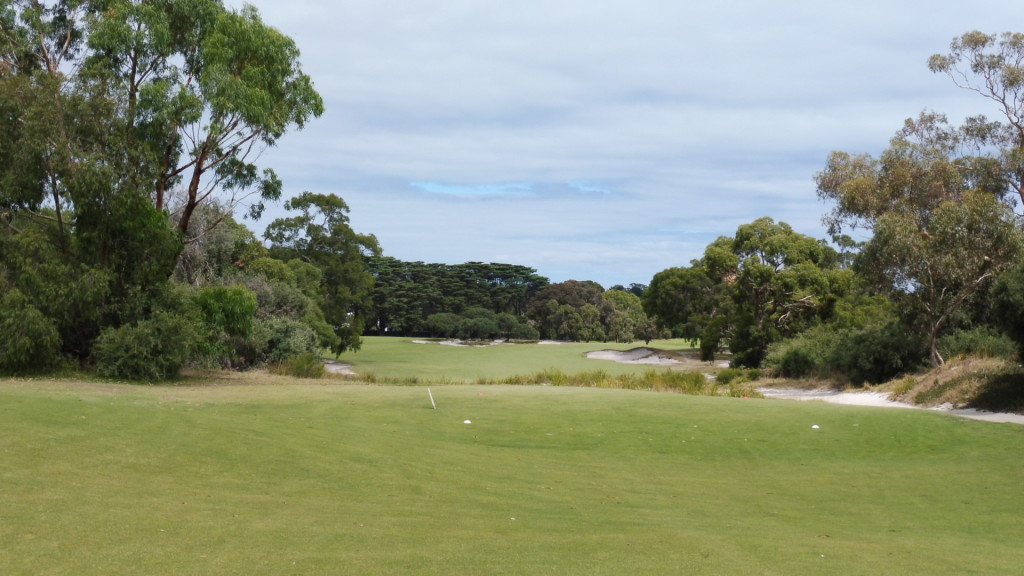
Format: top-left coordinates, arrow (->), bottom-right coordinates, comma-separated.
338,336 -> 706,382
2,377 -> 1023,575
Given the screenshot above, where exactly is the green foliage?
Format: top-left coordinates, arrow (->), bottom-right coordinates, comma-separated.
714,368 -> 745,385
0,287 -> 62,374
765,313 -> 928,385
992,262 -> 1024,359
195,286 -> 257,339
644,266 -> 720,342
0,225 -> 113,359
713,368 -> 762,385
527,280 -> 615,342
937,327 -> 1017,360
648,219 -> 847,367
91,311 -> 198,381
424,308 -> 538,340
269,352 -> 325,379
265,192 -> 380,354
193,285 -> 258,367
727,218 -> 846,367
246,316 -> 320,366
818,111 -> 1024,366
366,258 -> 549,335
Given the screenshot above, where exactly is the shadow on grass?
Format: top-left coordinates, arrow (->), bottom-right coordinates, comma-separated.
969,369 -> 1024,413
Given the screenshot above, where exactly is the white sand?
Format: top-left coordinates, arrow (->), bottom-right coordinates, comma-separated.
586,348 -> 681,366
323,360 -> 356,376
759,388 -> 1024,424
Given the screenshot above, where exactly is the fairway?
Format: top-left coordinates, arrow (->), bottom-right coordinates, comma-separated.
337,336 -> 705,381
2,378 -> 1023,575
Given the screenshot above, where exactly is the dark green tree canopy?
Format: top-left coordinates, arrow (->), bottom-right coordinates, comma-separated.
265,192 -> 380,354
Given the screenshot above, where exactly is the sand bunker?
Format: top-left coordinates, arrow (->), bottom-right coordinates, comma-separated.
323,360 -> 356,376
759,388 -> 1024,424
586,348 -> 681,366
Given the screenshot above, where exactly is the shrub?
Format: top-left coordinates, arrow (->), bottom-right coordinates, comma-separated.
715,368 -> 746,385
938,327 -> 1016,360
0,288 -> 62,375
243,316 -> 321,366
764,327 -> 837,378
92,312 -> 198,381
829,323 -> 926,386
778,347 -> 816,378
269,352 -> 325,379
992,263 -> 1024,359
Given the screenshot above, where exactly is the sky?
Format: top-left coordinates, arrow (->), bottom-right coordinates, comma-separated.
230,0 -> 1024,288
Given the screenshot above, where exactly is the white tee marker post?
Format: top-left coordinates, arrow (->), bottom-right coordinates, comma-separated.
427,387 -> 437,410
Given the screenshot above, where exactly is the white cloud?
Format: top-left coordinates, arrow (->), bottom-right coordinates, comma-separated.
235,0 -> 1024,287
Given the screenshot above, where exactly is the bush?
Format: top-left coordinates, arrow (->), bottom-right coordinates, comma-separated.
715,368 -> 746,385
92,311 -> 199,381
0,288 -> 62,375
269,352 -> 325,379
992,263 -> 1024,359
241,316 -> 321,366
764,327 -> 837,378
938,327 -> 1017,360
764,321 -> 926,385
829,323 -> 926,386
778,347 -> 816,378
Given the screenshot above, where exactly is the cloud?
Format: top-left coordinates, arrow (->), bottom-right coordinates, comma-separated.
236,0 -> 1024,287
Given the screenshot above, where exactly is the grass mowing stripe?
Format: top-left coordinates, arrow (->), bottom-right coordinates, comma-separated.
1,381 -> 1022,575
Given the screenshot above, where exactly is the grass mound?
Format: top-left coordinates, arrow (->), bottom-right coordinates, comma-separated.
886,356 -> 1024,413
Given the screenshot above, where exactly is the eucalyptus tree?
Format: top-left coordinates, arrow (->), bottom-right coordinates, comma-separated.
1,0 -> 323,245
0,0 -> 323,366
81,0 -> 324,238
817,112 -> 1024,366
929,31 -> 1024,208
724,218 -> 847,367
265,192 -> 381,354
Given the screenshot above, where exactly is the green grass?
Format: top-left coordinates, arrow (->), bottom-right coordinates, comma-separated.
339,336 -> 704,382
2,377 -> 1023,575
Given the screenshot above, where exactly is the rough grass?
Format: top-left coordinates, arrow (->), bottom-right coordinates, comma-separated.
2,377 -> 1023,575
886,356 -> 1024,413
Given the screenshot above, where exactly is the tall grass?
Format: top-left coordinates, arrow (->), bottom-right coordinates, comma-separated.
348,368 -> 759,397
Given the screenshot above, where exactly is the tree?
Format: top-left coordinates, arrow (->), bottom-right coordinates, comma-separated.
602,289 -> 649,343
643,265 -> 720,343
726,218 -> 845,367
82,0 -> 324,239
991,262 -> 1024,359
860,192 -> 1023,365
527,280 -> 609,341
1,1 -> 322,249
818,113 -> 1024,365
929,31 -> 1024,207
265,192 -> 380,354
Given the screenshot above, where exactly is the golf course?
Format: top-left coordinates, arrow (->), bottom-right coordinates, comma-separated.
2,338 -> 1022,575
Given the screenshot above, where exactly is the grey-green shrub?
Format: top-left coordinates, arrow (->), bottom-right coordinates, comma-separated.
92,312 -> 198,381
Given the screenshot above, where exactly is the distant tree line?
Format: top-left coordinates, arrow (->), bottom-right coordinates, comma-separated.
365,258 -> 548,335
